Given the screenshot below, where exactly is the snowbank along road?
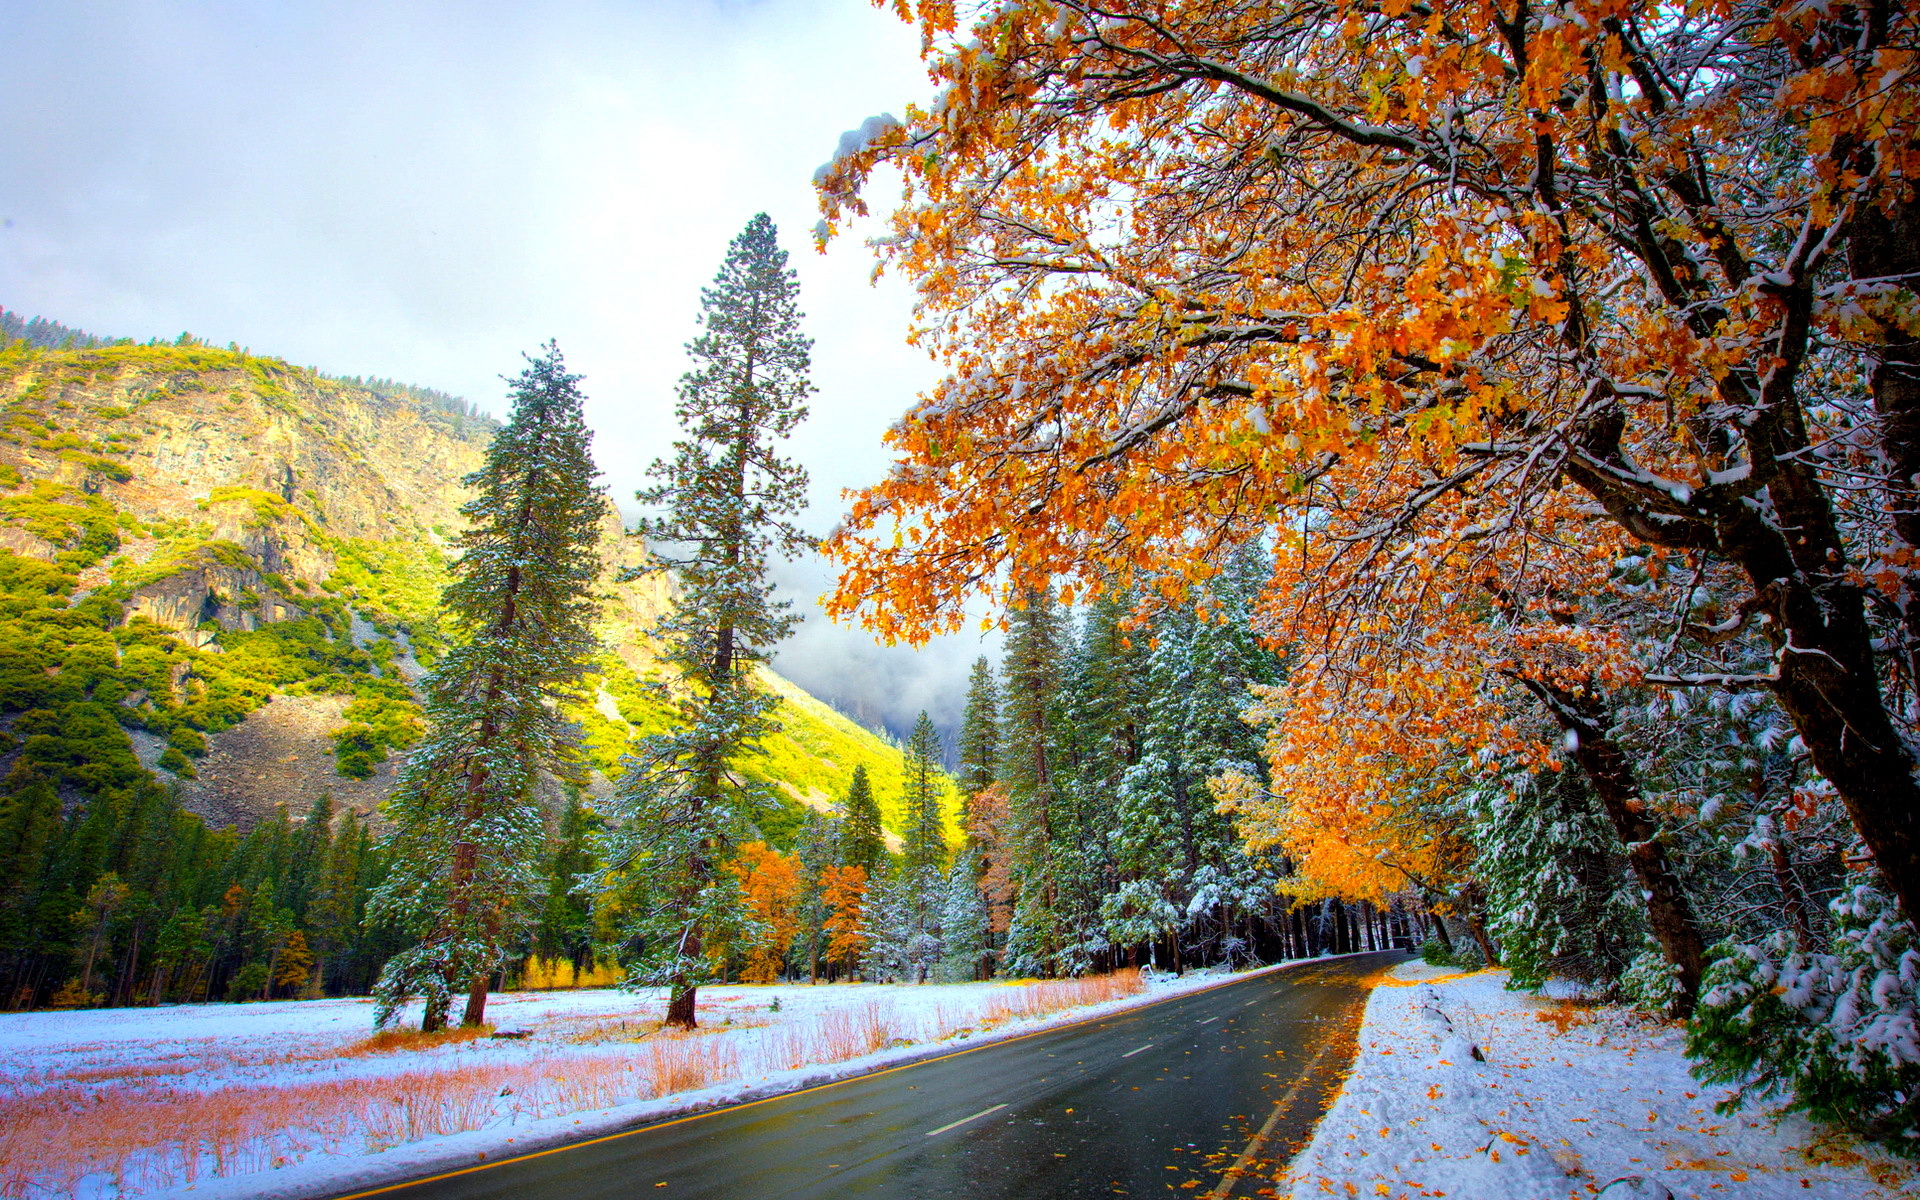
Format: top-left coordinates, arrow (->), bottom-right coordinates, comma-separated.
333,951 -> 1401,1200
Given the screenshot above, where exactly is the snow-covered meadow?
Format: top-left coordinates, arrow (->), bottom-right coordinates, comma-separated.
0,965 -> 1262,1199
1282,961 -> 1916,1200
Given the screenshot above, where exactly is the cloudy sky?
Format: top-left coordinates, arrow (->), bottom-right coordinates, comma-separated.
0,0 -> 997,743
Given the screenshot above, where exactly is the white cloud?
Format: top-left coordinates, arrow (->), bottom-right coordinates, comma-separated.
0,0 -> 984,734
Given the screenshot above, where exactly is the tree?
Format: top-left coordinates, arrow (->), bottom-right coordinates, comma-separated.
838,764 -> 886,880
821,864 -> 871,977
727,842 -> 802,983
370,342 -> 606,1030
816,1 -> 1920,933
956,658 -> 1001,797
600,213 -> 814,1028
1000,587 -> 1067,974
893,711 -> 950,980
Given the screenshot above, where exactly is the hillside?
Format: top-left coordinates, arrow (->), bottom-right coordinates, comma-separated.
0,333 -> 945,845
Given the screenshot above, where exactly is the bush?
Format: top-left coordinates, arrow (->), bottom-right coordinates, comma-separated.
1687,881 -> 1920,1154
1420,937 -> 1477,968
1619,939 -> 1683,1014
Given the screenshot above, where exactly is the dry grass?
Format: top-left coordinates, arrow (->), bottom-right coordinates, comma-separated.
0,1035 -> 742,1199
981,969 -> 1147,1025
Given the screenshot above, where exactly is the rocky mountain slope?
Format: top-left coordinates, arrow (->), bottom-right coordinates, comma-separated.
0,332 -> 926,842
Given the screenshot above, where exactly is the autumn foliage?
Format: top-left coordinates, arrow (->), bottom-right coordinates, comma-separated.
726,842 -> 803,983
821,865 -> 871,971
817,0 -> 1920,938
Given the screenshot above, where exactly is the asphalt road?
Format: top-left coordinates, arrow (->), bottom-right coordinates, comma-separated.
338,951 -> 1400,1200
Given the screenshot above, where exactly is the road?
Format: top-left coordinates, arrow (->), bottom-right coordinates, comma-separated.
337,951 -> 1400,1200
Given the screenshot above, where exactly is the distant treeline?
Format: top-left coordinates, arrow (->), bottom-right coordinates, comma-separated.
0,309 -> 109,351
0,306 -> 490,428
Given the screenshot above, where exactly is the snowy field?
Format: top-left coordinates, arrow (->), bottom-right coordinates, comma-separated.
0,964 -> 1273,1199
1281,961 -> 1917,1199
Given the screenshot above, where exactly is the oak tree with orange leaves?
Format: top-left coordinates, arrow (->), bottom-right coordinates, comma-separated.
817,0 -> 1920,934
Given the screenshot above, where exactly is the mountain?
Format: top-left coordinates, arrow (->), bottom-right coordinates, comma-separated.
0,327 -> 945,845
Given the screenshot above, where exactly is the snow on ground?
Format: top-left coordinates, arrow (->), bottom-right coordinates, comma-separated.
1281,961 -> 1917,1200
0,962 -> 1285,1200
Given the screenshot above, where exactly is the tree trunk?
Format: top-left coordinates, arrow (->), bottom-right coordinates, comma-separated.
1523,680 -> 1707,1012
1428,908 -> 1454,953
1844,196 -> 1920,923
463,972 -> 489,1027
422,992 -> 449,1032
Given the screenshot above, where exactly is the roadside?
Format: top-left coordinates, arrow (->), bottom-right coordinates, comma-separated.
0,961 -> 1306,1200
1278,960 -> 1915,1200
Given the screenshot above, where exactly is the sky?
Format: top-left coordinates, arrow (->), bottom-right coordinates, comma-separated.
0,0 -> 998,744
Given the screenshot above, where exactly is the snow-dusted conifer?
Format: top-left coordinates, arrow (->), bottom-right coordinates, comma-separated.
1002,586 -> 1066,974
371,343 -> 605,1029
939,845 -> 990,980
897,711 -> 949,979
598,213 -> 812,1028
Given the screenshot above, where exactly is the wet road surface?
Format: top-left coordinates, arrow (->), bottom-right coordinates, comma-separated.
335,951 -> 1399,1200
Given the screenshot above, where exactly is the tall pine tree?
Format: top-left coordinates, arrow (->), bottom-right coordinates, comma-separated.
898,711 -> 949,980
838,764 -> 886,879
957,657 -> 1001,797
600,213 -> 813,1028
1002,586 -> 1066,975
370,343 -> 605,1029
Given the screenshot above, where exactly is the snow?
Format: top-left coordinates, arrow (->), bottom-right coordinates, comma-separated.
1281,961 -> 1916,1199
1,963 -> 1286,1199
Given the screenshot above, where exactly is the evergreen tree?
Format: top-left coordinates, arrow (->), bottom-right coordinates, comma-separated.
1001,587 -> 1067,975
370,343 -> 606,1029
897,711 -> 949,980
789,809 -> 839,981
600,213 -> 813,1028
957,657 -> 1001,796
939,845 -> 990,981
838,765 -> 886,880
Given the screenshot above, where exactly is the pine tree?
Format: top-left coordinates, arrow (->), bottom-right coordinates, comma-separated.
939,846 -> 990,980
838,765 -> 886,880
957,658 -> 1001,797
1001,586 -> 1066,975
898,711 -> 949,980
533,789 -> 600,976
791,808 -> 840,982
370,343 -> 606,1030
599,213 -> 813,1028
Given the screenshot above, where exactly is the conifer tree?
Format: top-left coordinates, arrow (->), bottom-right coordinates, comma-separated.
838,764 -> 886,880
897,711 -> 949,980
791,809 -> 840,981
957,658 -> 1001,796
371,343 -> 605,1030
940,846 -> 990,981
1001,586 -> 1066,974
600,213 -> 813,1028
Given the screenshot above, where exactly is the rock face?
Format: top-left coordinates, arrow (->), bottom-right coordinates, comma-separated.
162,695 -> 403,827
